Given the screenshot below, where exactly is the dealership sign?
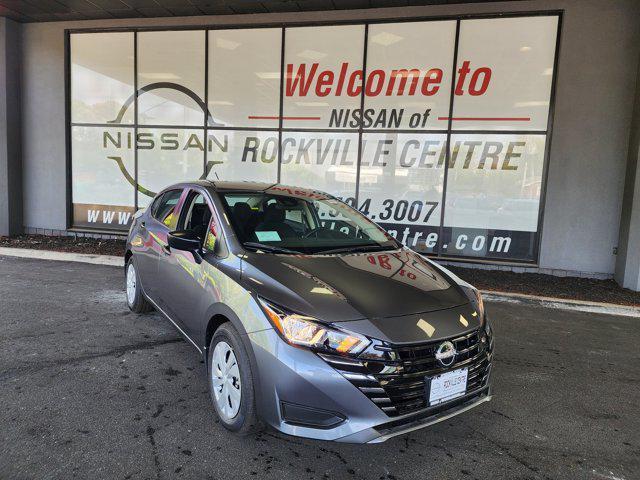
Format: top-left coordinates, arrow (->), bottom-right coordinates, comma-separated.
70,15 -> 558,262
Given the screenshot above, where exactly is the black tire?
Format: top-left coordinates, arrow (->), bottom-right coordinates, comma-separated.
125,257 -> 154,314
207,323 -> 261,435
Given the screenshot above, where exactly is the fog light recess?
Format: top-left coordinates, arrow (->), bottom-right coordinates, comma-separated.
280,402 -> 346,429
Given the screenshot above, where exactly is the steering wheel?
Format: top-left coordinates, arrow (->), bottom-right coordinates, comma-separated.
302,227 -> 325,239
303,227 -> 352,240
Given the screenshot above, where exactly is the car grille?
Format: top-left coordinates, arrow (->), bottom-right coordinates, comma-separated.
319,328 -> 492,417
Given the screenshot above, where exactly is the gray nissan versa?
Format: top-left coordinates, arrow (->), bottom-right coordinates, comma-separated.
124,180 -> 493,443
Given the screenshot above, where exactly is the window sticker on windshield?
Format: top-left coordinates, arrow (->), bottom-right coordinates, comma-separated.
255,231 -> 281,242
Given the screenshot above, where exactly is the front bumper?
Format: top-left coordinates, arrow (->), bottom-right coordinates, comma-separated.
247,328 -> 492,443
349,389 -> 491,443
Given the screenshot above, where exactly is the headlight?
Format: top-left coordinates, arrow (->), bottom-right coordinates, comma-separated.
473,288 -> 485,319
463,286 -> 485,321
258,298 -> 370,355
485,316 -> 493,337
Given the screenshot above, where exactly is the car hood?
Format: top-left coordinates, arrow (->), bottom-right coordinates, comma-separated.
239,248 -> 470,326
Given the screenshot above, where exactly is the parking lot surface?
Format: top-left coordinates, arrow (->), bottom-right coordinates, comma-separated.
1,255 -> 638,480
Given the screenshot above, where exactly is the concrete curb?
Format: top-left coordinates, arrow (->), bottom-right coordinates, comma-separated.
482,291 -> 640,318
0,247 -> 122,267
1,247 -> 638,317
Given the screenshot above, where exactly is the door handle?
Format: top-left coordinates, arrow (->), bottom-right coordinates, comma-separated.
140,221 -> 146,230
161,244 -> 171,255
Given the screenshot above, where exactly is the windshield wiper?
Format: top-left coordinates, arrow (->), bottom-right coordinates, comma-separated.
242,242 -> 302,254
318,244 -> 396,255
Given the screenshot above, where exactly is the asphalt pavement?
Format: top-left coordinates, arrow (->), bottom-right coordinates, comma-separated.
0,255 -> 638,480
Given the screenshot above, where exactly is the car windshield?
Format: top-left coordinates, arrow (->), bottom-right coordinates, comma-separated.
220,190 -> 399,255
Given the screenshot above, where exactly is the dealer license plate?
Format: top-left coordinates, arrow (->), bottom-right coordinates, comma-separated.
427,368 -> 468,406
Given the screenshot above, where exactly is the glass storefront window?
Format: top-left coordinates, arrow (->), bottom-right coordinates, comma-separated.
444,134 -> 546,232
138,30 -> 206,126
136,128 -> 205,208
451,16 -> 558,131
283,25 -> 365,130
440,134 -> 546,261
205,130 -> 279,183
69,15 -> 558,263
71,126 -> 135,230
209,29 -> 282,128
364,21 -> 456,130
71,32 -> 134,124
358,133 -> 446,254
280,131 -> 359,200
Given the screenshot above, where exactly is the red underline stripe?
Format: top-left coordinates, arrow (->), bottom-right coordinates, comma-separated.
251,115 -> 529,122
248,115 -> 321,120
438,116 -> 531,121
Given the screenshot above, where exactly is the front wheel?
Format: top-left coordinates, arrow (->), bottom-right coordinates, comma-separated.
207,323 -> 261,434
125,257 -> 153,313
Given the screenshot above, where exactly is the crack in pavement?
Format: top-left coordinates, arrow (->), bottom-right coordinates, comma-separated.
462,421 -> 554,480
487,437 -> 553,480
146,425 -> 162,480
0,337 -> 185,382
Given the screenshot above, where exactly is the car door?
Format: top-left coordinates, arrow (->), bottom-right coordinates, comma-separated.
156,188 -> 221,339
137,188 -> 184,301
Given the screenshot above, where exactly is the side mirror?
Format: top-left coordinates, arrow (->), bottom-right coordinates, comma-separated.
168,230 -> 203,262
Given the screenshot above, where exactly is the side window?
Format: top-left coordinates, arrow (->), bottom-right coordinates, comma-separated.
152,189 -> 182,230
180,190 -> 221,253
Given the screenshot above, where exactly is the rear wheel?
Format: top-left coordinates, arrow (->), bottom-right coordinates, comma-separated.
207,323 -> 261,434
125,257 -> 153,313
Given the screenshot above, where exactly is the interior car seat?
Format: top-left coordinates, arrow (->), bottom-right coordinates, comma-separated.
255,203 -> 297,239
189,204 -> 212,240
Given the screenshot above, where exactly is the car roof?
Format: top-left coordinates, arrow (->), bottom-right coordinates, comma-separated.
211,180 -> 279,191
167,180 -> 333,200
